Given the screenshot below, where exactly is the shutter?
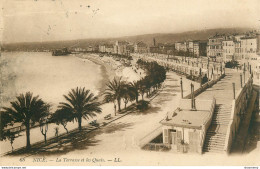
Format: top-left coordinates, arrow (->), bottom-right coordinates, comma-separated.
164,129 -> 168,144
176,131 -> 182,152
171,132 -> 177,145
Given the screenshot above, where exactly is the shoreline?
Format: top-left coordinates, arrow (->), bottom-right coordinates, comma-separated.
74,53 -> 117,102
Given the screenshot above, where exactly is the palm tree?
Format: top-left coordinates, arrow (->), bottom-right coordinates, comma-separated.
1,92 -> 49,149
104,77 -> 124,112
58,87 -> 102,131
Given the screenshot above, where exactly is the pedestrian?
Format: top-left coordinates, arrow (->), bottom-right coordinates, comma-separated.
55,127 -> 59,137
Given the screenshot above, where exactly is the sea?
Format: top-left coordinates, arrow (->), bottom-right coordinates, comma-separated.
0,52 -> 104,109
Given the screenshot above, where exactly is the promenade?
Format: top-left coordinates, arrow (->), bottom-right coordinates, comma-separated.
1,71 -> 199,159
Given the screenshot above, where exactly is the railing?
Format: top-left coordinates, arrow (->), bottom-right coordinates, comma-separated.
139,125 -> 163,148
224,74 -> 253,154
184,73 -> 225,99
199,97 -> 216,154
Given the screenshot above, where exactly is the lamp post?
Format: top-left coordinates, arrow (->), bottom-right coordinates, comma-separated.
240,73 -> 243,88
180,77 -> 183,99
232,83 -> 236,99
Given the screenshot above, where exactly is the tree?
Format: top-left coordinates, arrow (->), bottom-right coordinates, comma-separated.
0,111 -> 13,140
104,77 -> 124,112
39,105 -> 51,144
50,108 -> 73,134
130,81 -> 140,103
103,90 -> 117,116
58,87 -> 102,131
121,83 -> 135,109
139,78 -> 146,100
1,92 -> 49,149
3,130 -> 19,152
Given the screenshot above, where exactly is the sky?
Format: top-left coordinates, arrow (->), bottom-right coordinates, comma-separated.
1,0 -> 260,43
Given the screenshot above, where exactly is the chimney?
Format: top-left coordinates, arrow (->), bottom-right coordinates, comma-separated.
153,38 -> 156,47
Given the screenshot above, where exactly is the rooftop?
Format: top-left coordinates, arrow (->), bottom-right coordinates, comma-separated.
160,109 -> 210,129
160,99 -> 215,129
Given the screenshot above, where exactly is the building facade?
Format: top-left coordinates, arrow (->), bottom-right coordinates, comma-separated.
114,41 -> 128,55
134,42 -> 149,53
207,36 -> 224,59
222,40 -> 235,62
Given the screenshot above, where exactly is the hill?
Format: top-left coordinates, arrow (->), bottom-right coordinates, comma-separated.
1,27 -> 254,51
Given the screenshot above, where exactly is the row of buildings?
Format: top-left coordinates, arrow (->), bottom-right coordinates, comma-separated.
75,30 -> 259,79
172,31 -> 260,79
174,41 -> 207,57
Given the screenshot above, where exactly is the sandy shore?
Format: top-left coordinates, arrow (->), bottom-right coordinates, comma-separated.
76,53 -> 144,94
75,53 -> 116,94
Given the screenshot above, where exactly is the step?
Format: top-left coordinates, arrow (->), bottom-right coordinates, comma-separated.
205,141 -> 225,145
204,145 -> 224,149
205,140 -> 225,143
212,120 -> 230,122
214,112 -> 231,115
203,150 -> 224,154
204,141 -> 225,145
211,121 -> 230,124
213,116 -> 231,118
212,116 -> 230,119
212,118 -> 230,121
203,149 -> 224,153
215,111 -> 231,113
205,137 -> 226,141
213,113 -> 231,116
206,134 -> 226,137
211,123 -> 229,125
214,109 -> 231,112
211,119 -> 230,123
207,132 -> 226,135
203,147 -> 224,151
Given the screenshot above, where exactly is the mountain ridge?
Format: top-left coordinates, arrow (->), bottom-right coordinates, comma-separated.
1,27 -> 255,51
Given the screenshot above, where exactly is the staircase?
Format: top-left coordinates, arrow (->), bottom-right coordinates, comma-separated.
203,104 -> 231,153
211,105 -> 231,125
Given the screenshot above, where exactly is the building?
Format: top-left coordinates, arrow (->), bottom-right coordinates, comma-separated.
134,42 -> 149,53
222,39 -> 235,62
199,41 -> 207,57
193,42 -> 199,57
160,98 -> 216,154
105,44 -> 114,53
187,41 -> 194,53
162,44 -> 175,54
126,44 -> 134,55
240,37 -> 258,78
175,42 -> 182,51
99,45 -> 106,53
207,35 -> 224,59
150,46 -> 160,54
180,42 -> 188,52
87,46 -> 94,52
114,41 -> 128,55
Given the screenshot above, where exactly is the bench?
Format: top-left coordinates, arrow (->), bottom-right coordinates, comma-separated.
104,114 -> 112,120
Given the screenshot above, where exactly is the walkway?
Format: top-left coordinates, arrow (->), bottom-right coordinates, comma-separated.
196,69 -> 246,153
